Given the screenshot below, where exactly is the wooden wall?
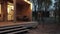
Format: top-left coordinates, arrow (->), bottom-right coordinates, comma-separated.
16,3 -> 32,21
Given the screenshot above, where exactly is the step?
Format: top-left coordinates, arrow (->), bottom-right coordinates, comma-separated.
0,26 -> 30,33
0,24 -> 32,31
0,25 -> 24,29
0,25 -> 23,31
0,22 -> 37,34
8,29 -> 30,34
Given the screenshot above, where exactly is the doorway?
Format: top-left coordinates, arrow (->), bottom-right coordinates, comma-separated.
7,2 -> 14,21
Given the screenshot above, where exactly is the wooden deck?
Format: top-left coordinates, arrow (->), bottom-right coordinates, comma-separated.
0,21 -> 38,27
0,21 -> 38,34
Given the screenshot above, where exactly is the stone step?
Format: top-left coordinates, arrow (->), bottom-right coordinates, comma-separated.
0,26 -> 29,33
0,24 -> 33,31
0,22 -> 38,34
7,29 -> 30,34
0,25 -> 32,34
0,25 -> 23,30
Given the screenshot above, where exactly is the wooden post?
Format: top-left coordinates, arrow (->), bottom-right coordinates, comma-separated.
1,0 -> 7,21
13,0 -> 16,23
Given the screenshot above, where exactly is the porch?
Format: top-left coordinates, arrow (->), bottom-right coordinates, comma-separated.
0,0 -> 32,22
0,0 -> 34,33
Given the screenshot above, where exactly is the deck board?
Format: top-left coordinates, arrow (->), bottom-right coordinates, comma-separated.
0,21 -> 37,27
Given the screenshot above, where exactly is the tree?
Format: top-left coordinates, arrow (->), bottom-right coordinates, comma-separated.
57,0 -> 60,23
37,0 -> 52,11
54,0 -> 60,23
31,0 -> 52,21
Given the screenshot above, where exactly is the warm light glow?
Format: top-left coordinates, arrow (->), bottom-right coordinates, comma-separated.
24,0 -> 32,10
0,4 -> 1,14
7,2 -> 14,20
7,2 -> 14,13
7,5 -> 14,13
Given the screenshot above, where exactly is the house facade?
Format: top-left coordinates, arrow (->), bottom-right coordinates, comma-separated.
0,0 -> 32,22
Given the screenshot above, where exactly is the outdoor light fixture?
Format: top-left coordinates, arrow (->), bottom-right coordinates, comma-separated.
24,0 -> 32,10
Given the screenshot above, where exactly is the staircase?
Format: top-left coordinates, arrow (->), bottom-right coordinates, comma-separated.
0,24 -> 33,34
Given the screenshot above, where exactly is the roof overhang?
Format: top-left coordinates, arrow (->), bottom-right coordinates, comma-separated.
0,0 -> 30,5
8,0 -> 30,5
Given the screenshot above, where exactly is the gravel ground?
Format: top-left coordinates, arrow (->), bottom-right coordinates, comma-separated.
25,24 -> 60,34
